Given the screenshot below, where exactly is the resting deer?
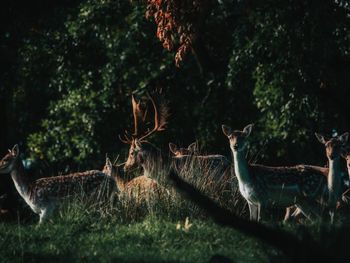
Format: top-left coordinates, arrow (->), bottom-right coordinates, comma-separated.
102,157 -> 163,201
222,124 -> 329,221
0,145 -> 117,224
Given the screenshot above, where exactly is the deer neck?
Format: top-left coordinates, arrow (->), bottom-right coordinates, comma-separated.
232,150 -> 252,186
114,175 -> 127,192
328,158 -> 342,204
10,158 -> 30,200
141,143 -> 169,177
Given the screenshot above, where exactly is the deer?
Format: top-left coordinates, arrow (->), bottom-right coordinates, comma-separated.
0,145 -> 117,224
168,142 -> 198,157
121,93 -> 231,200
222,124 -> 330,222
313,132 -> 349,221
284,132 -> 349,222
341,146 -> 350,181
102,157 -> 163,201
169,142 -> 232,192
121,91 -> 171,180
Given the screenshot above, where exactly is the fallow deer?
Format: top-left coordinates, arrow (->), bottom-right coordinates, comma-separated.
121,92 -> 171,178
341,147 -> 350,181
287,133 -> 349,222
313,133 -> 348,222
0,145 -> 117,224
169,142 -> 198,157
222,124 -> 329,221
169,142 -> 232,191
102,157 -> 163,201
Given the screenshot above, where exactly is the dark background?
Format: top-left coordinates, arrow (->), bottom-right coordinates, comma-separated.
1,0 -> 350,208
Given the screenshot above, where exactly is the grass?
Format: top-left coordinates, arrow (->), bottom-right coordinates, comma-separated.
0,216 -> 276,263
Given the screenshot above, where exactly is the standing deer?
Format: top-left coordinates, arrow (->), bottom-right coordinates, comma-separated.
315,132 -> 349,221
287,133 -> 350,222
0,145 -> 117,224
169,142 -> 198,157
222,124 -> 329,221
169,142 -> 232,191
341,147 -> 350,181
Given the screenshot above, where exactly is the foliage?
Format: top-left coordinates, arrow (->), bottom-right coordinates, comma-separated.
1,0 -> 350,172
18,1 -> 174,170
145,0 -> 211,67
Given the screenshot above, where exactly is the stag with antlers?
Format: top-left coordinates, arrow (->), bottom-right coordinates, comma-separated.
120,91 -> 170,179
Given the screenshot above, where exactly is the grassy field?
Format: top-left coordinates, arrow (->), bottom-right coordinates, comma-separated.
0,168 -> 279,263
2,190 -> 350,263
2,162 -> 350,263
0,215 -> 278,263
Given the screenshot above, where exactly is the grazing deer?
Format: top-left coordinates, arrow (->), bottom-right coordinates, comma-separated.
0,145 -> 117,224
102,157 -> 162,200
222,124 -> 329,221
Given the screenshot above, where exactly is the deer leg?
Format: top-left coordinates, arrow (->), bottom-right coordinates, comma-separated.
284,207 -> 292,222
248,203 -> 259,221
329,209 -> 335,224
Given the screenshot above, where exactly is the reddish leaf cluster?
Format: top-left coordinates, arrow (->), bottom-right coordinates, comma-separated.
145,0 -> 204,67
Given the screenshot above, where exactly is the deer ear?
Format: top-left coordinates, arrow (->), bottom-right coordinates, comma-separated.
187,142 -> 197,153
222,125 -> 232,137
315,133 -> 327,144
242,124 -> 253,137
169,143 -> 178,154
338,132 -> 349,145
11,144 -> 19,157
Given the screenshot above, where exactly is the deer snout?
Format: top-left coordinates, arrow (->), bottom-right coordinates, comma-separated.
233,144 -> 239,150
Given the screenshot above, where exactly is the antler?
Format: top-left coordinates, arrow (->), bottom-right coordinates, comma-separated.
119,91 -> 169,144
118,130 -> 133,144
132,95 -> 147,137
119,95 -> 147,144
139,91 -> 169,141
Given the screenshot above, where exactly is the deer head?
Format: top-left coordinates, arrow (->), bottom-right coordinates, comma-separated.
315,132 -> 349,160
0,145 -> 19,174
102,156 -> 128,191
169,142 -> 198,157
222,124 -> 253,153
121,92 -> 169,172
